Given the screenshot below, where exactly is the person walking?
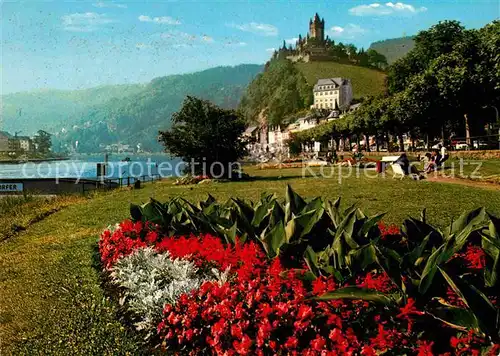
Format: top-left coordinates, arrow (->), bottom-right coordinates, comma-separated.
438,144 -> 449,167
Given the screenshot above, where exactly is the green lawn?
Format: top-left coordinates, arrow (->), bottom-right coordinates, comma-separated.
1,166 -> 500,354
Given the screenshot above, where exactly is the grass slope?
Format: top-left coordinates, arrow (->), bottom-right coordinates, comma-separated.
295,62 -> 387,98
2,166 -> 500,353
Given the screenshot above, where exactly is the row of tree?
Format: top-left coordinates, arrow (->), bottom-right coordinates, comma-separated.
294,20 -> 500,151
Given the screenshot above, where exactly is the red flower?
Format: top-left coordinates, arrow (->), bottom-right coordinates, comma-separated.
397,298 -> 425,319
361,345 -> 377,356
233,335 -> 252,355
231,324 -> 243,339
462,245 -> 486,270
310,335 -> 326,351
284,336 -> 299,350
417,341 -> 434,356
297,305 -> 313,320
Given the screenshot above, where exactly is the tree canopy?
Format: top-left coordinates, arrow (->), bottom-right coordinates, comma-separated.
159,96 -> 247,177
33,130 -> 52,155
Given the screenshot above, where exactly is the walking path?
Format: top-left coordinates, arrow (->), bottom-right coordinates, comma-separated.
427,175 -> 500,191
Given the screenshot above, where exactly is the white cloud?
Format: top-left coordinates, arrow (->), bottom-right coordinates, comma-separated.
135,43 -> 152,49
61,12 -> 115,32
285,37 -> 299,45
93,2 -> 127,9
138,15 -> 181,25
349,2 -> 427,16
327,24 -> 366,39
228,22 -> 278,36
266,48 -> 276,52
155,31 -> 216,48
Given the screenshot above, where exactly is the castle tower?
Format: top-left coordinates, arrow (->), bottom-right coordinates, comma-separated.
309,13 -> 325,42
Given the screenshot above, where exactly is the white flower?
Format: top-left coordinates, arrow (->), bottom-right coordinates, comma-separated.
110,248 -> 206,336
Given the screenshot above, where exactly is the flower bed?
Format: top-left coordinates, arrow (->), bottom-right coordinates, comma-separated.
99,187 -> 500,355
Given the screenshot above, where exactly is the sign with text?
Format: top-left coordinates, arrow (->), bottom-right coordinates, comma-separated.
0,183 -> 24,192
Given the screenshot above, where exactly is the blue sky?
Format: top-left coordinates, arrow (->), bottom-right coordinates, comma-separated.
1,0 -> 499,94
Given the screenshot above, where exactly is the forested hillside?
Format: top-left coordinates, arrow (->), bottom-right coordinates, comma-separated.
2,65 -> 263,153
239,60 -> 386,126
369,37 -> 415,64
239,60 -> 313,126
58,64 -> 262,152
1,85 -> 145,134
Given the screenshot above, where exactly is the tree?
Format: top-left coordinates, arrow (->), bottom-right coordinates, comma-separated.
159,96 -> 247,178
366,49 -> 388,69
34,130 -> 52,155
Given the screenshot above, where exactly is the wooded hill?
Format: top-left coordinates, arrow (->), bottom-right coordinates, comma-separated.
369,37 -> 415,64
239,60 -> 386,126
1,65 -> 263,153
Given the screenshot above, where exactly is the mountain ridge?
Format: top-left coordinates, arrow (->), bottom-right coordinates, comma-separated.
1,64 -> 264,152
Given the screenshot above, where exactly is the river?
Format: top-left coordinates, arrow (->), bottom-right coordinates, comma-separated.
0,155 -> 184,179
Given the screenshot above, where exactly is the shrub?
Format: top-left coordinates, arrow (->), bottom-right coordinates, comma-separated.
110,247 -> 206,334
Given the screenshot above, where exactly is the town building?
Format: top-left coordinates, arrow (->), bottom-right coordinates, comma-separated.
245,75 -> 357,159
17,136 -> 34,152
0,131 -> 11,152
312,78 -> 353,110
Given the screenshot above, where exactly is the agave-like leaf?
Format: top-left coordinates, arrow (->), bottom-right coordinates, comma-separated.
324,197 -> 342,228
279,269 -> 317,282
260,221 -> 286,258
130,203 -> 143,221
481,233 -> 499,287
419,236 -> 456,295
284,215 -> 298,243
428,299 -> 479,332
374,244 -> 403,293
252,200 -> 274,228
298,205 -> 325,239
303,246 -> 319,277
360,212 -> 386,239
346,244 -> 377,271
285,185 -> 306,217
450,208 -> 488,250
438,267 -> 499,337
314,286 -> 396,306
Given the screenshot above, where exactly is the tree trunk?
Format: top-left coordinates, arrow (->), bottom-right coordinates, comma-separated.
365,134 -> 370,152
464,113 -> 471,146
385,132 -> 390,152
398,134 -> 404,152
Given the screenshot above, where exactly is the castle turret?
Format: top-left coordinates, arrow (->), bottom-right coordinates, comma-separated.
309,13 -> 325,42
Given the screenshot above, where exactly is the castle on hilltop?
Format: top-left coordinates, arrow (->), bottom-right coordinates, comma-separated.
273,13 -> 336,63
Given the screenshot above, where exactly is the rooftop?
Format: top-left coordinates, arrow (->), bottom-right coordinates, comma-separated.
0,131 -> 12,139
313,78 -> 349,91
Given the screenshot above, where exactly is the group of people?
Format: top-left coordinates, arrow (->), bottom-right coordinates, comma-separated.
394,144 -> 449,179
421,144 -> 449,173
